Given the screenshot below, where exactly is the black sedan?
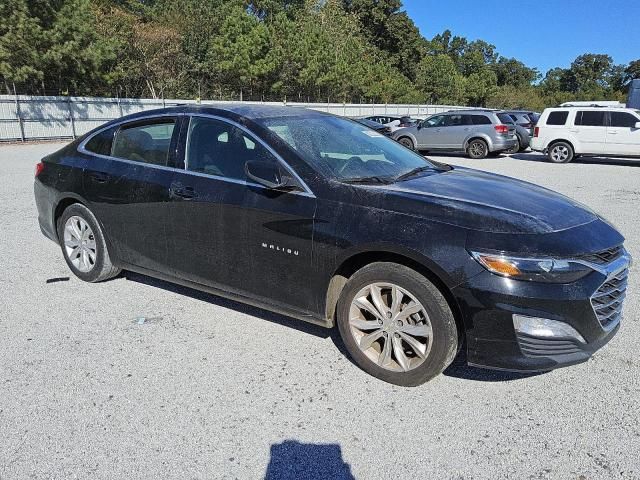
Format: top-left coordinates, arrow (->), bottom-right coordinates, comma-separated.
34,105 -> 630,386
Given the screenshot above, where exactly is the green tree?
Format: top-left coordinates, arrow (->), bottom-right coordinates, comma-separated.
415,54 -> 464,104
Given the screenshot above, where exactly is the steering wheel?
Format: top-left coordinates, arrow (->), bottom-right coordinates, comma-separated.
338,156 -> 366,176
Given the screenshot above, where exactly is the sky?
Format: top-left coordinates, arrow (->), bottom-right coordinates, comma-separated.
402,0 -> 640,75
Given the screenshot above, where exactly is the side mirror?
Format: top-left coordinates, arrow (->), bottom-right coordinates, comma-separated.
635,122 -> 640,129
245,161 -> 300,191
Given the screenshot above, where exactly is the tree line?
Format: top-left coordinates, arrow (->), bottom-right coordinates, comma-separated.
1,0 -> 638,110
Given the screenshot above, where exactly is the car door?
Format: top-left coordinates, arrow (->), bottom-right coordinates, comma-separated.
80,116 -> 181,272
572,110 -> 607,154
165,114 -> 318,313
415,115 -> 447,149
439,114 -> 470,149
607,111 -> 640,155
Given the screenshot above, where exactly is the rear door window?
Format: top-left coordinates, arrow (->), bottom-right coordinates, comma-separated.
575,111 -> 606,127
546,111 -> 569,125
84,126 -> 117,156
112,119 -> 176,165
610,112 -> 639,128
470,115 -> 492,125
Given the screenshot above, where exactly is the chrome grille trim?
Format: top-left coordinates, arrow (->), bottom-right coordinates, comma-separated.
591,267 -> 629,331
575,245 -> 623,265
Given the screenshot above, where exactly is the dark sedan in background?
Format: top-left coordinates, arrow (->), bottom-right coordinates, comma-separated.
35,104 -> 630,386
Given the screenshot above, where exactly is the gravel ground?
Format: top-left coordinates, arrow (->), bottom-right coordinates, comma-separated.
1,143 -> 639,480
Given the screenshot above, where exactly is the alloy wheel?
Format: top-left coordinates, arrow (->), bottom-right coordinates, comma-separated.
63,216 -> 97,273
469,141 -> 486,158
348,282 -> 433,372
550,144 -> 570,162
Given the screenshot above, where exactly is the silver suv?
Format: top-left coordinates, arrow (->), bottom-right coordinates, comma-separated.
392,110 -> 517,159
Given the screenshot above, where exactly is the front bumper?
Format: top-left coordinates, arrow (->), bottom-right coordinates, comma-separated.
452,253 -> 630,372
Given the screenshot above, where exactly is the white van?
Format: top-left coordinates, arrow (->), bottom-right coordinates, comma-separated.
530,107 -> 640,163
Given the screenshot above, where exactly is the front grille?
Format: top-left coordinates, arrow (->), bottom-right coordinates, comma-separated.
591,268 -> 628,330
575,245 -> 623,265
516,333 -> 583,357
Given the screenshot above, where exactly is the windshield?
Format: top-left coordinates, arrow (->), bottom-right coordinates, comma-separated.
257,115 -> 442,182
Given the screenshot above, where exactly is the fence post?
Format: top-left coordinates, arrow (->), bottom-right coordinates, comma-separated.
13,84 -> 25,142
66,97 -> 76,139
116,94 -> 123,117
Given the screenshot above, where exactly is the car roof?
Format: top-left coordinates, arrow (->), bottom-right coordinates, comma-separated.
115,103 -> 330,122
543,106 -> 638,112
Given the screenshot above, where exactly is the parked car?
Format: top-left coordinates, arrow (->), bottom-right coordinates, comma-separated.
498,112 -> 531,154
363,115 -> 418,132
352,117 -> 393,136
531,107 -> 640,163
392,110 -> 518,159
503,110 -> 540,135
627,79 -> 640,109
35,105 -> 630,386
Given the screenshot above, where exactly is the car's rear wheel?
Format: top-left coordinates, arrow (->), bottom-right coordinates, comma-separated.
398,137 -> 415,150
548,141 -> 574,163
467,139 -> 488,159
57,203 -> 121,282
336,262 -> 458,386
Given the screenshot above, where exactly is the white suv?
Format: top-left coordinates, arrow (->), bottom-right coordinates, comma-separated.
531,107 -> 640,163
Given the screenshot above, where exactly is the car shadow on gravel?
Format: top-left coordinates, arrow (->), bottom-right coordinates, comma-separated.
443,348 -> 545,382
123,271 -> 333,339
510,152 -> 640,167
123,271 -> 546,384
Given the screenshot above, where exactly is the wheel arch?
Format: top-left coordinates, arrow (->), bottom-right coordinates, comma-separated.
548,138 -> 576,152
53,194 -> 88,241
394,133 -> 417,149
464,135 -> 491,150
324,248 -> 466,341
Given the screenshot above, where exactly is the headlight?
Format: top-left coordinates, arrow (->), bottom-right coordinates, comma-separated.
470,251 -> 593,283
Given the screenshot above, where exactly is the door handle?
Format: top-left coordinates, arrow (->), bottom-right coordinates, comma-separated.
169,183 -> 196,200
607,131 -> 618,135
90,172 -> 108,183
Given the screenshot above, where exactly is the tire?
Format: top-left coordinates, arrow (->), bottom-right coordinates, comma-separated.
398,137 -> 415,150
547,141 -> 574,163
336,262 -> 458,387
505,137 -> 521,155
467,139 -> 489,159
57,203 -> 121,282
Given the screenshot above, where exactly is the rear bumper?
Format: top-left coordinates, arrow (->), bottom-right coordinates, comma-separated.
34,179 -> 59,243
530,138 -> 545,152
490,136 -> 518,152
452,262 -> 628,372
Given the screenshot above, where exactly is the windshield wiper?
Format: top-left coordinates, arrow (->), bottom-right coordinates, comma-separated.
393,165 -> 433,182
341,176 -> 394,185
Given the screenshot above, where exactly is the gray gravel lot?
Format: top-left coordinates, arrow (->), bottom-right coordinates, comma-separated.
1,143 -> 639,480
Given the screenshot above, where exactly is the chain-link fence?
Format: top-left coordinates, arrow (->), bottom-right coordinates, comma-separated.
0,94 -> 465,142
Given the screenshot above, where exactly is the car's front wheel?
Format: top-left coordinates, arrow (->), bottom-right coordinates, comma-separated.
397,137 -> 415,150
336,262 -> 458,386
57,203 -> 121,282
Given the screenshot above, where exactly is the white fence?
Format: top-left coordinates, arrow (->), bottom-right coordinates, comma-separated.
0,95 -> 465,142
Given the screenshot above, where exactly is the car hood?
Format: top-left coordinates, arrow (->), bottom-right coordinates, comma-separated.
375,166 -> 598,234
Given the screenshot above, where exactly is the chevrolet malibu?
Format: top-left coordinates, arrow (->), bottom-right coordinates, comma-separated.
34,105 -> 631,386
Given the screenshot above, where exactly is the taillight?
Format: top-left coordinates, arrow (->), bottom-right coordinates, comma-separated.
534,127 -> 540,138
35,161 -> 45,177
494,125 -> 509,134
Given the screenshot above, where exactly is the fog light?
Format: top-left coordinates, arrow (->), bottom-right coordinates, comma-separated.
513,315 -> 586,343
